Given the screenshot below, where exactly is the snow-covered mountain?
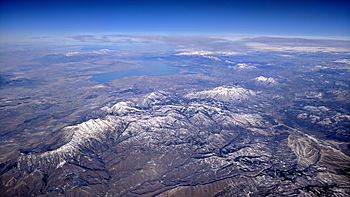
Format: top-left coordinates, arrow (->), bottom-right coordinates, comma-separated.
185,86 -> 256,102
18,86 -> 265,171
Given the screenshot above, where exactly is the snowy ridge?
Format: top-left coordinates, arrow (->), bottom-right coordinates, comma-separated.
176,50 -> 239,61
235,63 -> 256,70
176,50 -> 239,57
102,101 -> 140,115
185,86 -> 256,102
139,91 -> 169,107
334,59 -> 350,64
18,86 -> 266,172
18,116 -> 126,171
254,76 -> 277,85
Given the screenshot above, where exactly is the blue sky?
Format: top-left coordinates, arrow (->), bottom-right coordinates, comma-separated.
0,0 -> 349,39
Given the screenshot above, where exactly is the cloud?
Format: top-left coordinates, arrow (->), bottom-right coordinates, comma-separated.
70,34 -> 149,43
246,42 -> 350,52
65,49 -> 113,56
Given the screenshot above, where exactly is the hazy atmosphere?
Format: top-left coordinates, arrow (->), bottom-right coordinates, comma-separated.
1,0 -> 350,196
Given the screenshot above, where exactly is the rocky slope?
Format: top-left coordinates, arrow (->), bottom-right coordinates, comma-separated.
1,86 -> 349,196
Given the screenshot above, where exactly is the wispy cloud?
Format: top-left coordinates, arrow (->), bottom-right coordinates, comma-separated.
246,42 -> 350,52
65,49 -> 113,56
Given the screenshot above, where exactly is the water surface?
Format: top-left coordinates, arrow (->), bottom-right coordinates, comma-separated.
92,62 -> 178,83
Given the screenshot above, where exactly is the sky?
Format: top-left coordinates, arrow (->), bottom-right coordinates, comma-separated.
0,0 -> 349,40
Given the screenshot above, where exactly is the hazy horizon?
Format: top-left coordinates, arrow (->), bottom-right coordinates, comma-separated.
1,0 -> 350,41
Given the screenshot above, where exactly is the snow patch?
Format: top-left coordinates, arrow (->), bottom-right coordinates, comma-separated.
254,76 -> 277,85
334,59 -> 350,64
186,86 -> 256,102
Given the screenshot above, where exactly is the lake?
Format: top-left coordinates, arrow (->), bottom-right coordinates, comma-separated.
92,62 -> 178,83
